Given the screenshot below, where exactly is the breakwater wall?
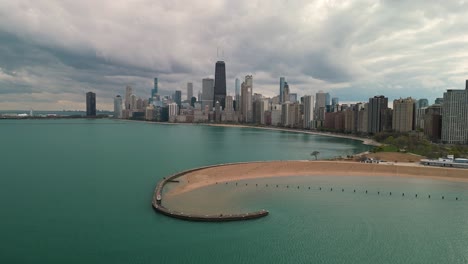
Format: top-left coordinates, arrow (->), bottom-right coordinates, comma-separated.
152,162 -> 270,222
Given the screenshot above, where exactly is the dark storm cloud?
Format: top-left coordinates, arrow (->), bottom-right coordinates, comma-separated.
0,0 -> 467,110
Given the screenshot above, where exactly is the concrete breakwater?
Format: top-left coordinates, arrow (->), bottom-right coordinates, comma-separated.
152,163 -> 269,222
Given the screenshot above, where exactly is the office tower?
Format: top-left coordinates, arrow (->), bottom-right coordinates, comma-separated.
168,103 -> 178,118
303,95 -> 315,129
435,98 -> 443,105
424,105 -> 442,142
214,61 -> 227,108
235,78 -> 241,111
198,91 -> 202,102
114,95 -> 123,118
174,90 -> 182,108
441,88 -> 468,144
202,78 -> 214,111
187,82 -> 193,101
125,85 -> 133,110
241,75 -> 253,122
225,95 -> 234,113
280,77 -> 285,103
417,98 -> 429,108
392,98 -> 415,132
282,82 -> 290,103
86,92 -> 96,117
332,97 -> 339,106
289,93 -> 297,103
367,95 -> 388,134
315,91 -> 327,121
152,78 -> 158,97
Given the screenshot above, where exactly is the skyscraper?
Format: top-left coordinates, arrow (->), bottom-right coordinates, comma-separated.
125,86 -> 133,110
303,95 -> 315,129
241,75 -> 253,122
174,90 -> 182,108
86,92 -> 96,117
152,78 -> 158,97
214,61 -> 226,108
202,78 -> 214,111
187,82 -> 193,101
315,91 -> 327,121
367,95 -> 388,134
235,78 -> 241,111
279,77 -> 285,103
441,87 -> 468,144
392,97 -> 415,132
332,97 -> 339,106
114,95 -> 123,118
283,82 -> 290,103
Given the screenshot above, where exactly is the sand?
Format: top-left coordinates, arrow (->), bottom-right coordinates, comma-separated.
167,161 -> 468,196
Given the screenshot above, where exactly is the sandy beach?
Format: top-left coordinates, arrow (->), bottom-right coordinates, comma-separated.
167,161 -> 468,196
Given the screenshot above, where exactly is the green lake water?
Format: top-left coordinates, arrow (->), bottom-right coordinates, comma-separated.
1,119 -> 467,263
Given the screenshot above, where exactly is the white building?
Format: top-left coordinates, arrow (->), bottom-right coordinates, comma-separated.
441,88 -> 468,144
168,103 -> 179,120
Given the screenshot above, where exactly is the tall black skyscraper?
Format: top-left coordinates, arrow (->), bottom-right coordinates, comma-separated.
213,61 -> 226,108
174,90 -> 182,107
86,92 -> 96,117
151,78 -> 158,97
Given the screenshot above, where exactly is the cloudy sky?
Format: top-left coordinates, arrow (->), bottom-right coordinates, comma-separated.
1,0 -> 467,110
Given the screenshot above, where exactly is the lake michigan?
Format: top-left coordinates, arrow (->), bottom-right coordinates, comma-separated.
1,119 -> 467,263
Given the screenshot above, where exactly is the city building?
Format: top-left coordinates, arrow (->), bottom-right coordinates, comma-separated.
86,92 -> 96,117
114,95 -> 123,118
241,75 -> 253,122
315,91 -> 328,122
174,90 -> 182,108
282,82 -> 290,104
424,104 -> 442,142
441,88 -> 468,144
392,97 -> 415,132
168,103 -> 178,122
125,85 -> 133,110
289,93 -> 297,103
214,61 -> 227,108
152,78 -> 158,98
202,78 -> 214,112
187,82 -> 193,101
280,77 -> 285,103
235,78 -> 241,111
367,95 -> 388,134
303,95 -> 315,129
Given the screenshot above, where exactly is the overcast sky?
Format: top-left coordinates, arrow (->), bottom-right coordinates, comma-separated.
1,0 -> 467,110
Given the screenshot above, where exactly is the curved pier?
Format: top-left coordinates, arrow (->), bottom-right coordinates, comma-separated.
152,163 -> 269,222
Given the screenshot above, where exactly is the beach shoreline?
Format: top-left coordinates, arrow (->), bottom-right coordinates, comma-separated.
166,161 -> 468,196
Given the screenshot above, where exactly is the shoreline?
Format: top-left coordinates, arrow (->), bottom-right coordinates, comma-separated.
204,123 -> 382,146
167,161 -> 468,196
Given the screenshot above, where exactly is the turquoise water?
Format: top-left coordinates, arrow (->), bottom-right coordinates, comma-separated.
1,119 -> 467,263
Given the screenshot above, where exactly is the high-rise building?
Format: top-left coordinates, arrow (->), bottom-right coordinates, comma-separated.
174,90 -> 182,108
202,78 -> 214,112
168,103 -> 178,118
441,88 -> 468,144
235,78 -> 241,111
392,97 -> 415,132
435,98 -> 444,105
280,77 -> 285,103
86,92 -> 96,117
241,75 -> 253,122
303,95 -> 315,129
152,78 -> 158,97
225,95 -> 234,113
315,91 -> 327,121
289,93 -> 297,103
417,98 -> 429,108
282,82 -> 290,103
214,61 -> 227,108
367,95 -> 388,134
187,82 -> 193,101
114,95 -> 123,118
125,85 -> 133,110
332,97 -> 339,106
424,105 -> 442,142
